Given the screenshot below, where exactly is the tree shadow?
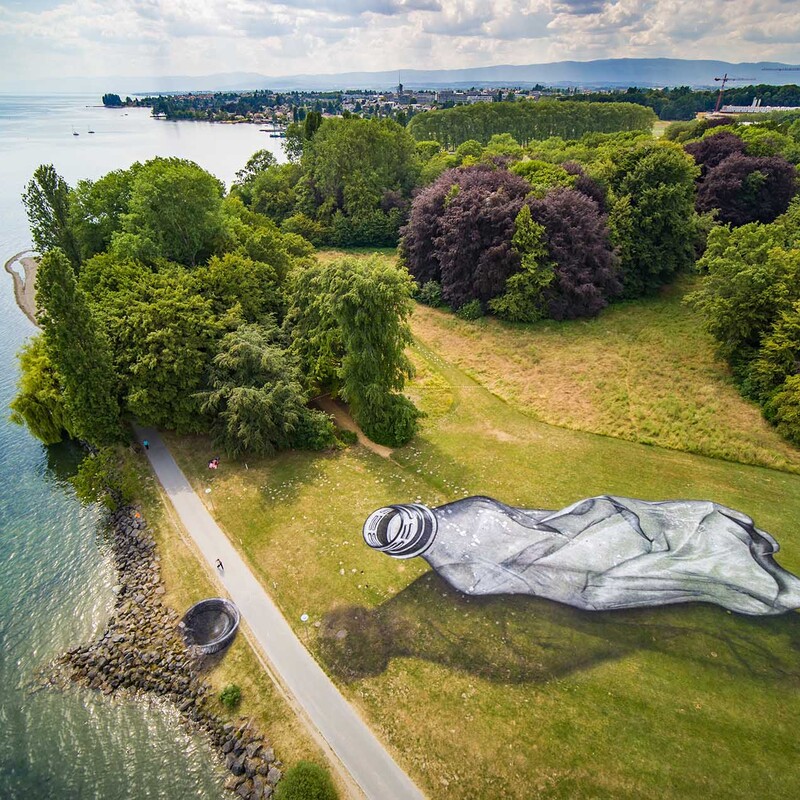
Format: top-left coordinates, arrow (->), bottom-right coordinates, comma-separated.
317,571 -> 800,685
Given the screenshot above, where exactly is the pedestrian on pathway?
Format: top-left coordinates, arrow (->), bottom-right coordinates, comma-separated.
143,439 -> 149,450
215,558 -> 224,571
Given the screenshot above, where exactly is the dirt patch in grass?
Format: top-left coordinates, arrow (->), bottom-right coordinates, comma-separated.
410,279 -> 800,474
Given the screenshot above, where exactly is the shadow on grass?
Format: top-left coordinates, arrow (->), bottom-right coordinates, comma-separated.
318,572 -> 800,685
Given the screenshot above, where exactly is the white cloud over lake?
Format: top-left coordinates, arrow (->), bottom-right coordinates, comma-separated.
0,0 -> 798,83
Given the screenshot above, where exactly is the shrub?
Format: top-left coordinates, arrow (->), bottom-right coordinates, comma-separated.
456,299 -> 484,320
764,376 -> 800,446
417,280 -> 444,307
274,761 -> 338,800
336,428 -> 358,446
358,392 -> 421,447
219,684 -> 242,710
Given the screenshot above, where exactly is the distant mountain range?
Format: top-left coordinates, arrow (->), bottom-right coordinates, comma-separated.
4,58 -> 800,95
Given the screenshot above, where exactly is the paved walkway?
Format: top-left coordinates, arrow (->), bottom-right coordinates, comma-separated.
136,427 -> 425,800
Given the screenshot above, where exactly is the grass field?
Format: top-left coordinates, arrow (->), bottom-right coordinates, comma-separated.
163,332 -> 800,800
411,278 -> 800,474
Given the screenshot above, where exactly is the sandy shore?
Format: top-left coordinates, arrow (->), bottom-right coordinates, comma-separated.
4,250 -> 38,325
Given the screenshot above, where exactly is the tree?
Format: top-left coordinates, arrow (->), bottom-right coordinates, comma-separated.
22,165 -> 82,270
489,205 -> 553,322
402,164 -> 530,309
34,249 -> 121,444
608,142 -> 699,297
747,301 -> 800,402
69,165 -> 140,260
195,252 -> 283,324
288,257 -> 420,446
94,265 -> 222,433
527,188 -> 621,320
696,152 -> 798,227
233,149 -> 277,188
113,157 -> 226,266
764,375 -> 800,445
249,163 -> 303,223
9,335 -> 73,444
298,117 -> 420,245
688,206 -> 800,375
201,322 -> 335,457
71,446 -> 140,510
684,131 -> 746,176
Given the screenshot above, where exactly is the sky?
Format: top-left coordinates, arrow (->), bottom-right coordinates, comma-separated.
1,0 -> 799,82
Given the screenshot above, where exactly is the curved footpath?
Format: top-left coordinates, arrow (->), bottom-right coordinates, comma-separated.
136,426 -> 425,800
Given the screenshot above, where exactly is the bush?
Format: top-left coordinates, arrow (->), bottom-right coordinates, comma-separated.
456,299 -> 484,320
336,428 -> 358,446
417,280 -> 444,307
274,761 -> 338,800
292,409 -> 338,451
219,684 -> 242,709
764,375 -> 800,446
358,392 -> 421,447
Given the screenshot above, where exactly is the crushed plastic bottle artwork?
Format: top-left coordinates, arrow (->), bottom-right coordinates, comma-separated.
364,495 -> 800,615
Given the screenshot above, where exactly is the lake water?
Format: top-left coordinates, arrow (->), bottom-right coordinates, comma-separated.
0,94 -> 285,799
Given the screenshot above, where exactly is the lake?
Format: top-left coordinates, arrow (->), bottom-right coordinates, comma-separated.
0,93 -> 284,799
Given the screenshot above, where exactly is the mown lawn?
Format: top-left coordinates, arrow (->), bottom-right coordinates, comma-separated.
164,338 -> 800,800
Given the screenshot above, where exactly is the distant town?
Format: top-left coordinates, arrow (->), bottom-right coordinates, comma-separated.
102,80 -> 800,124
102,85 -> 552,127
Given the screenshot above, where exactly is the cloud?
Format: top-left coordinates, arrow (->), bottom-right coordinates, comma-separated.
0,0 -> 799,85
550,0 -> 606,15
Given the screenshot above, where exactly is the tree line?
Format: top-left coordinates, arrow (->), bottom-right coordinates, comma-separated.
406,100 -> 657,148
12,158 -> 420,454
556,84 -> 800,121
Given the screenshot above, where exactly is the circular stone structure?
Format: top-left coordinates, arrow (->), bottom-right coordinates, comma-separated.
180,598 -> 240,655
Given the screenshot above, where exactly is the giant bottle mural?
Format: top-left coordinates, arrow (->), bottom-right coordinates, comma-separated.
363,495 -> 800,615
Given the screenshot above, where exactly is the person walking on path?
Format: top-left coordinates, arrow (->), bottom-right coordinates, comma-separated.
215,558 -> 224,571
142,439 -> 149,450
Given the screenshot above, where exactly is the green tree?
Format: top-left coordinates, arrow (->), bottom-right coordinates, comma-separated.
9,335 -> 73,444
764,375 -> 800,445
608,142 -> 699,297
489,205 -> 553,322
96,266 -> 222,432
113,157 -> 226,266
195,252 -> 283,324
69,165 -> 140,260
249,163 -> 303,223
202,322 -> 335,457
234,149 -> 277,186
688,217 -> 800,374
747,301 -> 800,402
288,256 -> 420,447
34,249 -> 121,444
71,446 -> 140,510
22,165 -> 82,270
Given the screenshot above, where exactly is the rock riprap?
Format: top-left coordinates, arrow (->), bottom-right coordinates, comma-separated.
52,505 -> 281,799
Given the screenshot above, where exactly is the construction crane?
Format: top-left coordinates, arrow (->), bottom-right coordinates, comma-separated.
713,74 -> 755,113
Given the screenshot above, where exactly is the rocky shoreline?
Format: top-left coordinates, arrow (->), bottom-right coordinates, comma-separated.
50,505 -> 282,799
